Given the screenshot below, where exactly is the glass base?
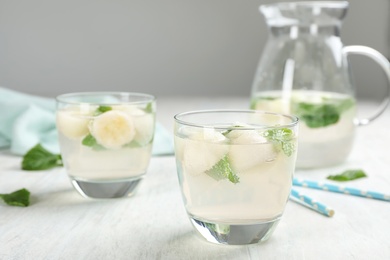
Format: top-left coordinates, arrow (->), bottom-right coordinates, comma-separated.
70,177 -> 143,199
190,216 -> 281,245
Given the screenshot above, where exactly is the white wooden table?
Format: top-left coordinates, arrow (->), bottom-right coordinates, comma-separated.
1,97 -> 390,259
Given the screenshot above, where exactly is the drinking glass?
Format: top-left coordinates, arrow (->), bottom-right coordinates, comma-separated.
56,92 -> 155,199
174,110 -> 298,245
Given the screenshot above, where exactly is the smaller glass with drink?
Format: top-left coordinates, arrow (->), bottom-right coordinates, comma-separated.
56,92 -> 155,199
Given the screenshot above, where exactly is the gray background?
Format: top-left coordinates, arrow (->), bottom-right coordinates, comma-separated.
0,0 -> 389,99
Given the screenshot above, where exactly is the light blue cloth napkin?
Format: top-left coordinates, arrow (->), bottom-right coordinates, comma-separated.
0,87 -> 174,156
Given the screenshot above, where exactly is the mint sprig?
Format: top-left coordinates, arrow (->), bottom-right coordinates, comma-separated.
0,188 -> 30,207
205,155 -> 239,184
293,98 -> 355,128
263,128 -> 295,156
22,144 -> 63,171
327,169 -> 367,182
295,103 -> 339,128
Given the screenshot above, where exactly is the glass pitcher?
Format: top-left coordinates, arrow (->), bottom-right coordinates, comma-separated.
250,1 -> 390,168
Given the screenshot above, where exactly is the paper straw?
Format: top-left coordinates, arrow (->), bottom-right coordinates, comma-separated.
290,188 -> 335,217
293,178 -> 390,202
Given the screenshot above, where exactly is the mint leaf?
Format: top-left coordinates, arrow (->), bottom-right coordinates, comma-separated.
205,222 -> 230,234
144,102 -> 153,113
263,128 -> 295,156
82,134 -> 105,150
0,188 -> 30,207
205,155 -> 239,184
94,105 -> 112,116
97,105 -> 112,113
281,141 -> 295,157
82,134 -> 98,147
327,169 -> 367,182
22,144 -> 62,171
293,97 -> 355,128
294,103 -> 339,128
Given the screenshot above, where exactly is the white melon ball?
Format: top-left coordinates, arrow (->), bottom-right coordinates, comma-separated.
113,106 -> 155,146
56,109 -> 91,139
91,110 -> 135,149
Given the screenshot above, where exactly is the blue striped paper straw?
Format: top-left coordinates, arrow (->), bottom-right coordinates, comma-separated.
290,188 -> 335,217
293,178 -> 390,202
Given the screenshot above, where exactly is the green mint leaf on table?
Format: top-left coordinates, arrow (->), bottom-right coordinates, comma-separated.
205,155 -> 239,184
22,144 -> 62,171
0,188 -> 30,207
263,128 -> 295,156
327,169 -> 367,182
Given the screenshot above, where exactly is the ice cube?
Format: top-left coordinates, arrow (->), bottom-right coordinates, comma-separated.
56,109 -> 91,139
177,126 -> 201,138
113,106 -> 155,145
181,128 -> 228,176
228,130 -> 277,172
228,129 -> 266,144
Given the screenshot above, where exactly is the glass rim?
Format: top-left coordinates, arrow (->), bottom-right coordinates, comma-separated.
56,91 -> 155,105
260,1 -> 349,10
174,109 -> 299,130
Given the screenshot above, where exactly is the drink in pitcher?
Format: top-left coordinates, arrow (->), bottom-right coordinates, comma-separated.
251,90 -> 356,168
174,110 -> 298,245
250,2 -> 390,168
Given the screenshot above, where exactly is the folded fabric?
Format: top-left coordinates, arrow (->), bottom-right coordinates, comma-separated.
0,87 -> 174,156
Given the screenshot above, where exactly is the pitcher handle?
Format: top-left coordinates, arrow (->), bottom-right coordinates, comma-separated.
342,45 -> 390,126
